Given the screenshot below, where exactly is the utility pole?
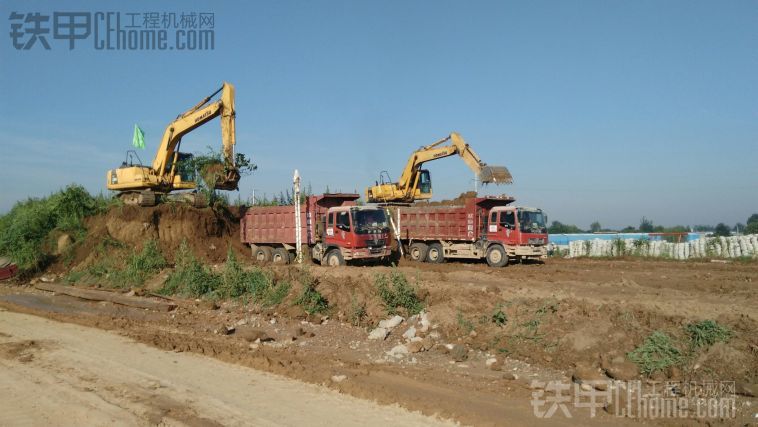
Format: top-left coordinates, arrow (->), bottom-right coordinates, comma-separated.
293,170 -> 302,264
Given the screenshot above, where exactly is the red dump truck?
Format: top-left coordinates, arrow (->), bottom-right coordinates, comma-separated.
240,194 -> 392,266
394,196 -> 548,267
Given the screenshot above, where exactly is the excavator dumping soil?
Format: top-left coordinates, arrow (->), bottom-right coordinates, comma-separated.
478,165 -> 513,185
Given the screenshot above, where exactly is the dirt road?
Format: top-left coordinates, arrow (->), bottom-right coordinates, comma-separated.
2,257 -> 755,426
0,308 -> 450,427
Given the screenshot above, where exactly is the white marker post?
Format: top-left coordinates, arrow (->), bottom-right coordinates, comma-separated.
293,169 -> 303,264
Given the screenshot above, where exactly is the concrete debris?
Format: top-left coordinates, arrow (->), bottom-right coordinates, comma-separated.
419,311 -> 431,332
402,326 -> 416,340
368,327 -> 389,340
387,344 -> 409,359
378,315 -> 404,330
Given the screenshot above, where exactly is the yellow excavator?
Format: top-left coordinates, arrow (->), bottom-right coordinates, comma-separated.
366,132 -> 512,204
106,82 -> 241,206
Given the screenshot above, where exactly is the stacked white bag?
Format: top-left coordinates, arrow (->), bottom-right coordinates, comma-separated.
566,234 -> 758,259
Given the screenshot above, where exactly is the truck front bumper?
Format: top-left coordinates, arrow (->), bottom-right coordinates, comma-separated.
343,247 -> 392,260
512,245 -> 548,258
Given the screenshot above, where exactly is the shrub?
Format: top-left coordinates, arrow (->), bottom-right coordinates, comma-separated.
0,185 -> 112,271
218,248 -> 249,298
491,304 -> 508,327
375,269 -> 424,315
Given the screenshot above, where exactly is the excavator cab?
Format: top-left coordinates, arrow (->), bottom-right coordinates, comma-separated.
168,152 -> 197,183
418,169 -> 432,195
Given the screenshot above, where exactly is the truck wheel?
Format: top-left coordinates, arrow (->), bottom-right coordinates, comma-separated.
486,245 -> 508,268
253,246 -> 273,263
272,248 -> 290,264
322,249 -> 344,267
426,243 -> 444,263
408,243 -> 428,262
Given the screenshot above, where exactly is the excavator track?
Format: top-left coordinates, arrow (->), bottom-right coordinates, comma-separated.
117,191 -> 158,207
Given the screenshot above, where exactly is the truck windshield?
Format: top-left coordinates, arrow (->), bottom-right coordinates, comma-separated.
518,210 -> 547,234
351,209 -> 389,234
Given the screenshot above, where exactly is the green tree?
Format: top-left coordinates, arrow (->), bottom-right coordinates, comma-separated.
745,214 -> 758,235
639,217 -> 654,233
590,221 -> 602,233
548,221 -> 583,234
713,223 -> 731,237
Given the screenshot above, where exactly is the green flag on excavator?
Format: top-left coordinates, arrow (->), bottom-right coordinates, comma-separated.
132,124 -> 145,149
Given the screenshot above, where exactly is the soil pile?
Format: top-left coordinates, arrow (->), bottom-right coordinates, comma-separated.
413,191 -> 478,207
57,204 -> 248,271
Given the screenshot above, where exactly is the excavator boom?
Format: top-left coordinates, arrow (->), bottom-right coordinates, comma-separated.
366,132 -> 511,204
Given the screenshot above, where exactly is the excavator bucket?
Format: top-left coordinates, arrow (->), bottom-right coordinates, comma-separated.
478,165 -> 513,185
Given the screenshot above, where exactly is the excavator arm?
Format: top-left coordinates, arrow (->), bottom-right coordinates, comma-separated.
366,132 -> 512,204
152,82 -> 239,189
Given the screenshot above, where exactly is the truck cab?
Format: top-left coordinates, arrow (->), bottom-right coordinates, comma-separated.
486,206 -> 548,260
318,206 -> 392,265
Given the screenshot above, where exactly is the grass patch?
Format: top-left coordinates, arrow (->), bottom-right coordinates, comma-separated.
456,309 -> 475,333
627,331 -> 683,376
262,280 -> 291,307
160,241 -> 220,297
110,240 -> 166,287
375,269 -> 424,316
64,239 -> 164,288
159,243 -> 293,307
349,295 -> 367,326
685,320 -> 732,349
294,269 -> 328,315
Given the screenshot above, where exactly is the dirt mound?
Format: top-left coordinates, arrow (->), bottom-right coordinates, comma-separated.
53,204 -> 248,272
414,191 -> 478,207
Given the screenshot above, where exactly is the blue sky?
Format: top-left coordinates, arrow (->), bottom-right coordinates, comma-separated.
1,0 -> 756,229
